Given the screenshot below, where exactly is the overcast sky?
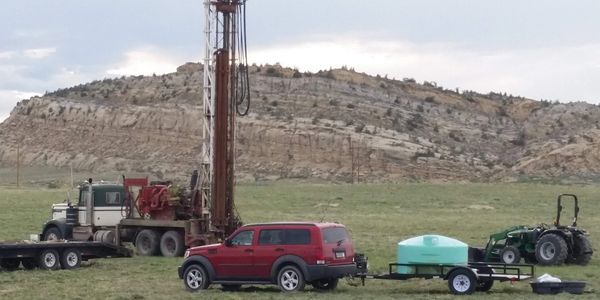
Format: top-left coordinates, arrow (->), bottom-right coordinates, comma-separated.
2,0 -> 600,122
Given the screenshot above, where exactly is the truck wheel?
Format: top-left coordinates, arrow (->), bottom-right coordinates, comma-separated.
60,248 -> 82,269
38,249 -> 61,270
447,268 -> 477,295
277,265 -> 305,292
160,231 -> 185,257
500,245 -> 521,264
572,235 -> 592,265
43,227 -> 63,241
21,258 -> 38,270
535,233 -> 568,265
0,259 -> 21,271
312,278 -> 339,290
135,229 -> 160,256
184,264 -> 210,291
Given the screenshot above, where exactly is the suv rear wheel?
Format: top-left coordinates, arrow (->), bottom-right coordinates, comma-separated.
312,278 -> 339,290
277,265 -> 305,292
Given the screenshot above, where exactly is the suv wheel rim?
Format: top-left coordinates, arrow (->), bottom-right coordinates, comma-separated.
186,269 -> 203,289
452,274 -> 470,292
281,270 -> 299,290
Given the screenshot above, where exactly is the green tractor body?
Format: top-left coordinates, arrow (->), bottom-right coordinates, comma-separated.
483,194 -> 593,265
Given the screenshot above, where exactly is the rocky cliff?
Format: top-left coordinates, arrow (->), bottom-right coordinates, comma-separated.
1,63 -> 599,183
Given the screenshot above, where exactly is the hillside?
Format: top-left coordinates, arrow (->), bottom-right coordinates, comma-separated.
1,63 -> 600,183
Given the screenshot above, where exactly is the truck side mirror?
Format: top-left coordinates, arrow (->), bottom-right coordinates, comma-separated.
224,239 -> 233,247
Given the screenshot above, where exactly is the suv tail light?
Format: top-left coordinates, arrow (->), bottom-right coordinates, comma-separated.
315,248 -> 325,265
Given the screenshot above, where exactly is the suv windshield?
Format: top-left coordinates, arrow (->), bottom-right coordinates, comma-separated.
322,227 -> 349,245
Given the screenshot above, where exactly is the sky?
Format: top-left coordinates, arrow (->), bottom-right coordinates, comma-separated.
2,0 -> 600,122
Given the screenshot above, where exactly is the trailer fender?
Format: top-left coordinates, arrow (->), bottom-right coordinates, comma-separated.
41,219 -> 73,240
180,255 -> 216,281
444,266 -> 477,280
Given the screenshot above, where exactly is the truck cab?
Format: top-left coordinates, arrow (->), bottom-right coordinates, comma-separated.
44,181 -> 126,241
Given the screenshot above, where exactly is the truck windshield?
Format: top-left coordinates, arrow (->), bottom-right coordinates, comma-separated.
322,227 -> 349,244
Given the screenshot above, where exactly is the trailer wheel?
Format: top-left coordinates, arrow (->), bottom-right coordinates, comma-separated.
135,229 -> 160,256
21,258 -> 38,270
0,259 -> 21,271
535,233 -> 568,265
500,245 -> 521,264
183,264 -> 210,291
38,249 -> 60,270
60,248 -> 82,269
476,279 -> 494,292
447,268 -> 477,295
43,227 -> 62,241
160,230 -> 185,257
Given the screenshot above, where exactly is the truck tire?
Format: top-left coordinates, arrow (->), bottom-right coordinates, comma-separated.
0,259 -> 21,271
60,248 -> 82,269
447,268 -> 477,295
183,264 -> 210,291
43,227 -> 62,241
277,265 -> 305,292
135,229 -> 160,256
160,230 -> 185,257
38,249 -> 61,270
500,245 -> 521,264
476,279 -> 494,292
572,235 -> 592,265
535,233 -> 568,265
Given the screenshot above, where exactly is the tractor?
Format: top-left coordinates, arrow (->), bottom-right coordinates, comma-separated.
482,194 -> 592,265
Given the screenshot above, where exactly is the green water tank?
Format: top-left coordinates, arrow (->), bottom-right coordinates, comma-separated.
396,235 -> 468,274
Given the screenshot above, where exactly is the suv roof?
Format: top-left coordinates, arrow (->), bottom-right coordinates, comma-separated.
241,222 -> 344,228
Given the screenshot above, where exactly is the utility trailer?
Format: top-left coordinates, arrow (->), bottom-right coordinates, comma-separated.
354,255 -> 534,295
0,240 -> 131,271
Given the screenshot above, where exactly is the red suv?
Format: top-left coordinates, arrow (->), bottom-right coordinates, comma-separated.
178,222 -> 358,292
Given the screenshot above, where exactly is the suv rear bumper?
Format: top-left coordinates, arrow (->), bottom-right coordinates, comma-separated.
306,263 -> 357,281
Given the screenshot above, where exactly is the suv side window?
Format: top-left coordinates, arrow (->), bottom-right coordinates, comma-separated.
259,229 -> 284,245
285,229 -> 311,245
231,230 -> 254,246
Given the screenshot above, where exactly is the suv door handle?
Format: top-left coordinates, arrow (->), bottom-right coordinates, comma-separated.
275,248 -> 284,252
244,249 -> 254,253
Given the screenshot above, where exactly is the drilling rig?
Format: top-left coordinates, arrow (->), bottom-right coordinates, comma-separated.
40,0 -> 250,257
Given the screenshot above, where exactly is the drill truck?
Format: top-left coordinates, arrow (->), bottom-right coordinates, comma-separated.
40,0 -> 251,257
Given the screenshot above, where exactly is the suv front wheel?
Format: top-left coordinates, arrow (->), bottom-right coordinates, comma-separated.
277,265 -> 305,292
184,264 -> 210,291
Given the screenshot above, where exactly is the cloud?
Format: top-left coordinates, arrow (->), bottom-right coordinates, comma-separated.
0,90 -> 42,123
23,47 -> 57,59
250,35 -> 600,103
106,48 -> 181,76
0,51 -> 17,59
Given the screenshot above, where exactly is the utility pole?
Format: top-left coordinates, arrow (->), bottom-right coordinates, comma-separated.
16,141 -> 20,189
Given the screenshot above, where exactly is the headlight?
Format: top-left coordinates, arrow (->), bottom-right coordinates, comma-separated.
184,250 -> 190,258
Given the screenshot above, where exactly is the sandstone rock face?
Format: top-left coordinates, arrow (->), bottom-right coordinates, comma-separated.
1,63 -> 599,182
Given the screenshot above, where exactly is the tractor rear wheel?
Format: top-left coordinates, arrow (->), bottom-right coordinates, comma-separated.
500,246 -> 521,264
572,235 -> 592,265
535,233 -> 568,265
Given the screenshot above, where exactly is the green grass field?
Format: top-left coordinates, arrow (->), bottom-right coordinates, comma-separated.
0,183 -> 598,299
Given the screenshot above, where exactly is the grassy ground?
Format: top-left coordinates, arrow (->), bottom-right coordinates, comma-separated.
0,182 -> 598,299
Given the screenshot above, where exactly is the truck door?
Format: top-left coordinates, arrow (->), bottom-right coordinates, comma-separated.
93,188 -> 125,227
